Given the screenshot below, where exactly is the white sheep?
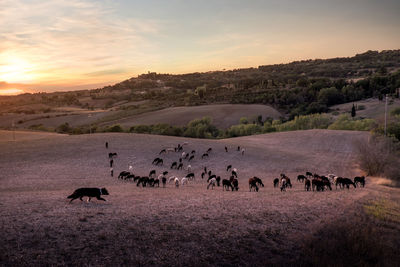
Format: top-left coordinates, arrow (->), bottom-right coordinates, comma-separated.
181,177 -> 188,186
187,164 -> 192,172
207,178 -> 217,190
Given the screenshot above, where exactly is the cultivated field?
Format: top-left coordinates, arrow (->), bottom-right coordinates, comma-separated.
0,130 -> 399,266
0,104 -> 282,130
109,104 -> 283,129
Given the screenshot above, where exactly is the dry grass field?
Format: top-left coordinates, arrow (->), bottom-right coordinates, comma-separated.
330,98 -> 400,122
110,104 -> 283,129
0,130 -> 399,266
0,104 -> 282,130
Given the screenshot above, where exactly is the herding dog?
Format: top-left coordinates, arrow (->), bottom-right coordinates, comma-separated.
67,188 -> 109,203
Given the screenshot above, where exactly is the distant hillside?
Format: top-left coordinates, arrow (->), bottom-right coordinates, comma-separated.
1,49 -> 399,129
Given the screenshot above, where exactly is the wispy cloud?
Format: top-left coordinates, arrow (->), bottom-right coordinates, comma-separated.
0,0 -> 161,87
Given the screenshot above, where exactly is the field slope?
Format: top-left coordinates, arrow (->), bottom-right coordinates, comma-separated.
0,130 -> 399,266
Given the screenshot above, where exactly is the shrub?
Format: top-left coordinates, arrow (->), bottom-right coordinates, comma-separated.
354,135 -> 394,176
275,114 -> 332,132
56,122 -> 72,133
328,114 -> 377,131
108,124 -> 124,132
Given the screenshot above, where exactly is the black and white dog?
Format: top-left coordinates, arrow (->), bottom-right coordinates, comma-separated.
67,188 -> 109,203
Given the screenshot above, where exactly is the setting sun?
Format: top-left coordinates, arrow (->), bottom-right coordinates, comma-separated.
0,56 -> 36,83
0,88 -> 24,95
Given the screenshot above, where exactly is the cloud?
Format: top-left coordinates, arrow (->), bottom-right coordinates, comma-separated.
0,0 -> 161,86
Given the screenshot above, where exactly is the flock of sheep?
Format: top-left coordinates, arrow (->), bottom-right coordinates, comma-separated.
107,141 -> 366,193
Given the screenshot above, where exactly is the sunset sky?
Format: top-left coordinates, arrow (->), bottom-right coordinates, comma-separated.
0,0 -> 399,94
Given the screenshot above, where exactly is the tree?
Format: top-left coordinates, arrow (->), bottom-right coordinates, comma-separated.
317,87 -> 344,106
351,103 -> 356,117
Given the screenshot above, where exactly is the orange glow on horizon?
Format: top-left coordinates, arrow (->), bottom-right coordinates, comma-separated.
0,88 -> 25,96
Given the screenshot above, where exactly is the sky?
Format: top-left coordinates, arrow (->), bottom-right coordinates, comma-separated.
0,0 -> 399,94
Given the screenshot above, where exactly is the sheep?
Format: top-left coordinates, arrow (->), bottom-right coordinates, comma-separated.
207,148 -> 212,153
241,148 -> 245,155
159,149 -> 166,155
231,169 -> 238,178
181,177 -> 188,186
174,177 -> 180,188
177,163 -> 183,170
226,165 -> 232,172
182,152 -> 186,158
207,178 -> 217,190
187,164 -> 192,172
149,170 -> 156,178
166,148 -> 175,153
189,155 -> 195,161
201,153 -> 209,159
168,176 -> 177,183
186,172 -> 195,180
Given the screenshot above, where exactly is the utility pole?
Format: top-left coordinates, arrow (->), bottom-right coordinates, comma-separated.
384,94 -> 388,136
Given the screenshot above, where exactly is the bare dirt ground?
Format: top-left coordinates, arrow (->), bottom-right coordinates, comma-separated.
0,130 -> 399,266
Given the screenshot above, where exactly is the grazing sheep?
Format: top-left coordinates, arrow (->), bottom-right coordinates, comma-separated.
297,175 -> 306,183
159,149 -> 166,155
280,178 -> 287,192
162,177 -> 167,188
186,172 -> 195,180
252,177 -> 264,188
207,178 -> 217,190
181,177 -> 188,186
222,179 -> 233,191
189,155 -> 195,161
152,158 -> 163,166
163,171 -> 168,176
201,172 -> 205,179
191,150 -> 196,154
248,178 -> 259,192
226,165 -> 232,172
241,148 -> 245,155
108,152 -> 117,159
207,148 -> 212,153
216,176 -> 221,186
166,148 -> 175,153
177,163 -> 183,170
225,146 -> 228,152
168,176 -> 177,183
207,174 -> 216,182
184,153 -> 189,159
273,178 -> 279,188
237,146 -> 240,151
182,152 -> 186,158
232,178 -> 239,191
201,153 -> 209,159
137,177 -> 149,187
171,162 -> 178,169
354,176 -> 365,187
306,171 -> 313,177
174,177 -> 180,188
187,165 -> 192,172
149,170 -> 156,178
153,178 -> 160,187
305,179 -> 311,191
231,169 -> 238,178
118,171 -> 130,179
